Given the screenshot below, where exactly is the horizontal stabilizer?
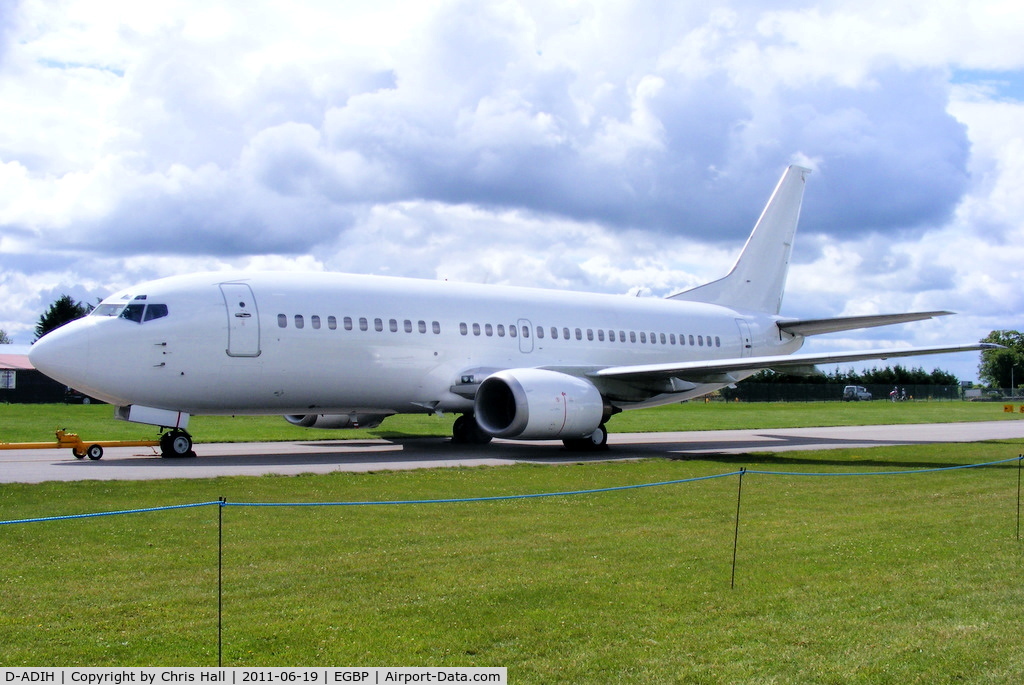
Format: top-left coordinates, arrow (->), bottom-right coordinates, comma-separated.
777,311 -> 953,337
592,342 -> 1001,385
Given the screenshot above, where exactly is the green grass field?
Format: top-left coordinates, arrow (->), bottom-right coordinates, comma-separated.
1,399 -> 1020,444
2,402 -> 1024,679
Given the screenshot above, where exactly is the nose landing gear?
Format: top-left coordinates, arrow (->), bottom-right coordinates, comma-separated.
160,429 -> 196,458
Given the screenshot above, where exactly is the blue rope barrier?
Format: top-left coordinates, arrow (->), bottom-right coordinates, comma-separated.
0,457 -> 1016,526
746,456 -> 1020,477
0,500 -> 222,526
225,471 -> 745,508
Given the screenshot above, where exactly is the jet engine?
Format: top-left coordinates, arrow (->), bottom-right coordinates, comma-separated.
284,413 -> 388,429
475,368 -> 604,439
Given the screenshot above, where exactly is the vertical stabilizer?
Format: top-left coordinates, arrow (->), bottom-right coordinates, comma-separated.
669,165 -> 810,314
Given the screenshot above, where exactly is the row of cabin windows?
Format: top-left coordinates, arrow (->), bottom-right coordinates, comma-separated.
277,313 -> 722,348
460,322 -> 722,348
278,314 -> 442,334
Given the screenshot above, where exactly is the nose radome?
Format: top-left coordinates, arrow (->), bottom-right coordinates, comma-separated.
28,320 -> 94,389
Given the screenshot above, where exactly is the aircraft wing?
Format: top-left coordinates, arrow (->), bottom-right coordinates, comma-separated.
590,342 -> 1000,385
776,311 -> 953,337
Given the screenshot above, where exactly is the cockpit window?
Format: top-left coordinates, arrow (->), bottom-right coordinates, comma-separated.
92,304 -> 126,317
122,303 -> 146,323
144,304 -> 168,321
117,302 -> 168,323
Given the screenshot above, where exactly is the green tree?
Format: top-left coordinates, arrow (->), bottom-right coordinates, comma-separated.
978,330 -> 1024,388
34,295 -> 92,341
0,329 -> 11,344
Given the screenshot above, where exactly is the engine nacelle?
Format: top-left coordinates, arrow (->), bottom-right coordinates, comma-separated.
475,368 -> 604,440
284,413 -> 388,430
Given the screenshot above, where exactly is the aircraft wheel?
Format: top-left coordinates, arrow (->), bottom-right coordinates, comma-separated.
452,415 -> 492,445
563,424 -> 609,452
86,444 -> 104,460
161,430 -> 195,458
452,415 -> 467,443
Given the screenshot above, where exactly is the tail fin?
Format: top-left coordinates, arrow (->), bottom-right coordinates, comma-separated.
669,165 -> 810,314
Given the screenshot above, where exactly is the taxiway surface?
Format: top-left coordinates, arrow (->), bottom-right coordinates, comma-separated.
2,420 -> 1023,483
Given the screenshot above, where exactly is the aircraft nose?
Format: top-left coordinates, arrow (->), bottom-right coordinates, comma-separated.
29,320 -> 95,389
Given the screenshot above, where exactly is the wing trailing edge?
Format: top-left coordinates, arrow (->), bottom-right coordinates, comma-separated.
591,342 -> 1001,385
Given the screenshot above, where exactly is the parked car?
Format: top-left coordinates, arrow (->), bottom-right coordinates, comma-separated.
843,385 -> 872,401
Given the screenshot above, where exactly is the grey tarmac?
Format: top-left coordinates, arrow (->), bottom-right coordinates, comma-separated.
2,420 -> 1024,484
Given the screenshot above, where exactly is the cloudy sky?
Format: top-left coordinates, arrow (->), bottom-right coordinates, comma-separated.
1,0 -> 1022,382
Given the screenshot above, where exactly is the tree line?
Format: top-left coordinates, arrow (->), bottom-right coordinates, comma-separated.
0,295 -> 93,345
745,366 -> 959,386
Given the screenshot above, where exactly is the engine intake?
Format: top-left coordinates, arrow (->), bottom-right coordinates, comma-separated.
475,369 -> 603,440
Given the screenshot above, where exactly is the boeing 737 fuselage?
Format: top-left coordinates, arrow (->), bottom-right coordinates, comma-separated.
28,167 -> 993,457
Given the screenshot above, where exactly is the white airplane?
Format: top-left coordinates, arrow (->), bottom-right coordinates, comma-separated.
28,165 -> 993,457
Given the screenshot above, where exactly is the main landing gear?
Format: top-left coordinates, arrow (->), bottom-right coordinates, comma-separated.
450,415 -> 610,452
159,429 -> 196,458
563,423 -> 609,452
451,414 -> 493,445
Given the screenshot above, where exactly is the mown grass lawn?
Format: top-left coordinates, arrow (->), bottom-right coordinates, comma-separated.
1,400 -> 1019,444
2,435 -> 1024,681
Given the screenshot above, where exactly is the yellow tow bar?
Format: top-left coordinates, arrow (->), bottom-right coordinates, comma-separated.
0,429 -> 160,460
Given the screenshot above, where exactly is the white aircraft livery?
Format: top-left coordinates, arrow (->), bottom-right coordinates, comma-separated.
29,166 -> 994,457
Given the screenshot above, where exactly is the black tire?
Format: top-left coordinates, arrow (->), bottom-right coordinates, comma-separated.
452,415 -> 493,445
72,448 -> 86,459
86,444 -> 104,460
161,430 -> 195,458
452,415 -> 470,443
563,424 -> 609,452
